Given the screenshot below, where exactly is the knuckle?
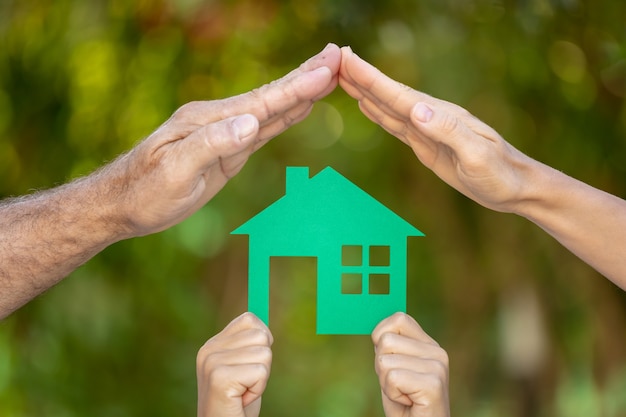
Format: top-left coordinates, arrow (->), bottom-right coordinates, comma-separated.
383,312 -> 412,333
385,368 -> 403,388
376,353 -> 392,373
248,87 -> 274,120
425,374 -> 446,397
438,112 -> 461,134
391,311 -> 411,326
172,101 -> 201,121
377,332 -> 396,349
251,362 -> 271,381
196,350 -> 218,375
208,364 -> 230,386
244,326 -> 271,345
196,348 -> 208,370
432,359 -> 449,382
436,348 -> 450,368
256,346 -> 273,365
238,311 -> 259,327
249,86 -> 263,100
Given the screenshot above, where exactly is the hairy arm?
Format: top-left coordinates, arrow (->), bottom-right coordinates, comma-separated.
0,43 -> 341,318
0,171 -> 126,316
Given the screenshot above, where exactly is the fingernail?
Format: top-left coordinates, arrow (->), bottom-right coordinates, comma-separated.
233,114 -> 257,140
413,102 -> 433,123
323,42 -> 333,51
312,66 -> 331,75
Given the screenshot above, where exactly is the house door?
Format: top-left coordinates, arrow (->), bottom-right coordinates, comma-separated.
269,256 -> 318,335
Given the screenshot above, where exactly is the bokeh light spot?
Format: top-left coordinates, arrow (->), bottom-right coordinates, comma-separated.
548,40 -> 587,83
378,20 -> 415,54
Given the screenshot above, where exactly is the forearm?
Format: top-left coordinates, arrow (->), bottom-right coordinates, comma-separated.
0,172 -> 128,318
515,160 -> 626,288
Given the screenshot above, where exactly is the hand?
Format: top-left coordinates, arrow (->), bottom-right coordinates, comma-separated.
106,43 -> 341,238
339,46 -> 538,215
339,46 -> 626,285
372,313 -> 450,417
196,312 -> 273,417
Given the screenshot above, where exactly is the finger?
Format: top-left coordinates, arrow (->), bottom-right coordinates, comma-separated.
162,114 -> 258,181
253,99 -> 315,147
300,42 -> 342,75
243,396 -> 262,417
211,362 -> 271,407
375,333 -> 447,360
358,97 -> 412,145
340,47 -> 434,118
221,65 -> 333,123
376,352 -> 449,382
338,46 -> 361,95
172,44 -> 341,128
411,101 -> 502,148
199,313 -> 273,356
176,114 -> 259,177
200,344 -> 273,371
410,102 -> 503,172
381,368 -> 447,409
372,313 -> 437,346
221,312 -> 273,344
359,94 -> 456,173
269,41 -> 341,102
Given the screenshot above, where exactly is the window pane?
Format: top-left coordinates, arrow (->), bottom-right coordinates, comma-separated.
369,245 -> 390,266
369,274 -> 390,294
342,245 -> 362,266
341,273 -> 362,294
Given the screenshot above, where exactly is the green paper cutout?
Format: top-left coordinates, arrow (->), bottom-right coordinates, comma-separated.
232,167 -> 424,335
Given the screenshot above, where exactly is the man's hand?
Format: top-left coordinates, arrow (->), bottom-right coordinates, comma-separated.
372,313 -> 450,417
114,43 -> 341,237
0,44 -> 341,318
196,313 -> 273,417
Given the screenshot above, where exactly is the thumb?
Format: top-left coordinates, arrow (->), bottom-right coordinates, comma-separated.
410,102 -> 470,147
409,101 -> 496,174
185,113 -> 260,174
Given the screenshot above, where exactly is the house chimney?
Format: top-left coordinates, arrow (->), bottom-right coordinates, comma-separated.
285,166 -> 309,195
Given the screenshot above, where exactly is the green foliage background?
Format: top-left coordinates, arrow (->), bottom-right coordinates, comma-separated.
1,0 -> 625,416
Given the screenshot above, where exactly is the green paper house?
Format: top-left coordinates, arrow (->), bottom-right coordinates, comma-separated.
232,166 -> 424,334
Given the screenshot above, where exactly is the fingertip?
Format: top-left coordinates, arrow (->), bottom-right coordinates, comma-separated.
312,65 -> 333,78
239,311 -> 262,325
371,313 -> 396,344
241,312 -> 274,344
307,43 -> 341,73
322,42 -> 340,53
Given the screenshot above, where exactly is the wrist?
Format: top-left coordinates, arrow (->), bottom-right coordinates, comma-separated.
57,172 -> 135,246
509,156 -> 586,234
505,152 -> 561,219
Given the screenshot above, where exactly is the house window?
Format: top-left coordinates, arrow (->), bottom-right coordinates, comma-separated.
369,245 -> 390,266
341,245 -> 391,295
341,245 -> 362,266
369,273 -> 390,294
341,273 -> 362,294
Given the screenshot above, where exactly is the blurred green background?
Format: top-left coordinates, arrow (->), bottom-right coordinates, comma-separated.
1,0 -> 625,416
